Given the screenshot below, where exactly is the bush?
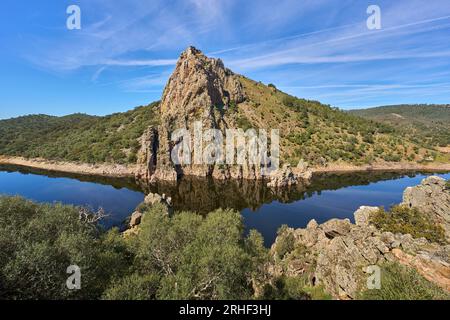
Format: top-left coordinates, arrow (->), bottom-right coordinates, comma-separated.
0,196 -> 129,299
370,205 -> 446,244
360,262 -> 449,300
261,275 -> 331,300
120,204 -> 267,300
102,273 -> 160,300
274,225 -> 295,260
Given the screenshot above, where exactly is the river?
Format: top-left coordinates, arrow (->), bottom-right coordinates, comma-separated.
0,164 -> 448,246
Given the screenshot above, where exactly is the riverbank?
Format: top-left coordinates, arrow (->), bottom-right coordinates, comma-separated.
310,161 -> 450,174
0,156 -> 137,178
1,155 -> 450,182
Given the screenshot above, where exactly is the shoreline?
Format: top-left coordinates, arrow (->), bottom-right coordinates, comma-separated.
1,155 -> 450,181
310,162 -> 450,174
0,156 -> 137,178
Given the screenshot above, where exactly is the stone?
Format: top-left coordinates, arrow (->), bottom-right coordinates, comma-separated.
296,159 -> 309,172
354,206 -> 379,227
321,219 -> 352,239
307,219 -> 318,229
392,248 -> 450,292
267,164 -> 299,188
144,192 -> 163,205
402,176 -> 450,242
269,186 -> 450,299
154,47 -> 246,180
129,211 -> 143,227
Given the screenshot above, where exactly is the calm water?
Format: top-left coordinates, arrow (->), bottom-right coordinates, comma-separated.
0,164 -> 448,246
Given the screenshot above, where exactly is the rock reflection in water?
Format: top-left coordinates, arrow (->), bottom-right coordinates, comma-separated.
141,170 -> 444,215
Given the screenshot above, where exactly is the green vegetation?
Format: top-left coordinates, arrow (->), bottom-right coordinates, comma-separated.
0,196 -> 129,299
446,179 -> 450,189
119,204 -> 264,300
273,225 -> 295,260
0,76 -> 444,168
360,262 -> 449,300
0,103 -> 160,164
2,196 -> 448,300
238,77 -> 430,166
350,104 -> 450,148
261,275 -> 331,300
370,205 -> 446,244
0,197 -> 267,300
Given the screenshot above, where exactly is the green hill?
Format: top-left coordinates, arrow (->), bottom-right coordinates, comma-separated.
230,78 -> 424,166
349,104 -> 450,148
0,103 -> 160,164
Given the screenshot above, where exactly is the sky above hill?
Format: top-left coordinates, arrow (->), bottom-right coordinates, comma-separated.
1,0 -> 449,119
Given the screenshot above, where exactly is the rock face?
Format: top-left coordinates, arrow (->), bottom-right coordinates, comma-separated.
151,46 -> 246,181
271,206 -> 450,299
402,176 -> 450,242
136,46 -> 305,184
135,127 -> 159,181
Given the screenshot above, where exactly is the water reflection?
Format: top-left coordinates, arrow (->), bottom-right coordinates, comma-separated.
1,164 -> 448,246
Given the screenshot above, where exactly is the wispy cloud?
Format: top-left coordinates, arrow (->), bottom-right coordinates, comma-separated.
4,0 -> 450,113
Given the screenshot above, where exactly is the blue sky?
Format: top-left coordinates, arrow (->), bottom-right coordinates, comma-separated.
1,0 -> 449,119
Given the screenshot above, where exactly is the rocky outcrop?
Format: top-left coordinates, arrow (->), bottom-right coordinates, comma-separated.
129,211 -> 143,227
271,206 -> 450,299
135,127 -> 159,181
127,192 -> 173,229
354,206 -> 379,227
135,46 -> 308,184
402,176 -> 450,242
151,46 -> 246,181
144,192 -> 173,208
267,164 -> 298,188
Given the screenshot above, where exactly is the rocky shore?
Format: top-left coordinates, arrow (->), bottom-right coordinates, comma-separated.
269,176 -> 450,299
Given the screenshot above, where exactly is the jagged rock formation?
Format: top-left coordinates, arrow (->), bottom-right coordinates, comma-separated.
153,46 -> 245,181
270,178 -> 450,299
135,127 -> 159,181
270,209 -> 450,299
402,176 -> 450,242
136,47 -> 305,186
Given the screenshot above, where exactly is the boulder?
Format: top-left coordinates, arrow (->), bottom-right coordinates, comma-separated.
144,192 -> 163,205
354,206 -> 379,227
129,211 -> 143,227
267,164 -> 298,188
402,176 -> 450,242
321,219 -> 352,239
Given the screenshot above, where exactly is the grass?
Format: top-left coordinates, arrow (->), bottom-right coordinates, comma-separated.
360,262 -> 450,300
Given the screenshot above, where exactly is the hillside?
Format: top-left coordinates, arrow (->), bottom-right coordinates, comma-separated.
349,105 -> 450,148
0,48 -> 447,179
0,103 -> 160,164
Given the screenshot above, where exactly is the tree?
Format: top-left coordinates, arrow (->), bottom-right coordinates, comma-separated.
0,196 -> 129,299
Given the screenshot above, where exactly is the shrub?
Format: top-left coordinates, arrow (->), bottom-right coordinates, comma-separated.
261,275 -> 331,300
274,225 -> 295,260
370,205 -> 446,244
102,273 -> 160,300
360,262 -> 449,300
124,204 -> 266,300
0,196 -> 129,299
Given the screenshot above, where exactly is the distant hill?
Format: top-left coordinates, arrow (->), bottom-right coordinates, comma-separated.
349,104 -> 450,148
0,103 -> 160,164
